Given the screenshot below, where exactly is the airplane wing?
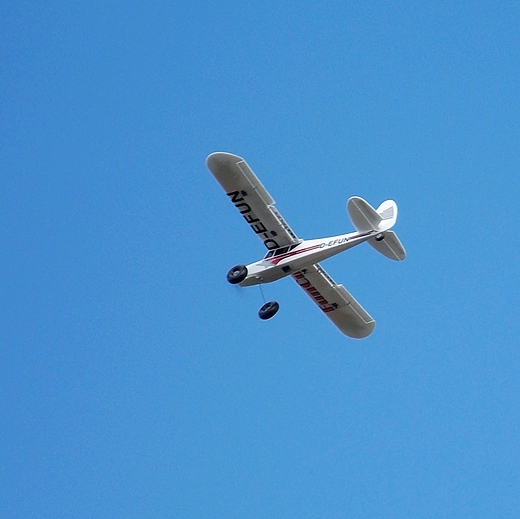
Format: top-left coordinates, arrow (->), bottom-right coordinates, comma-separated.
292,264 -> 375,338
206,152 -> 299,249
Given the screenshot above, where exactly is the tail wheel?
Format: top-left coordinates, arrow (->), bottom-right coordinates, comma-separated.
227,265 -> 248,284
258,301 -> 279,320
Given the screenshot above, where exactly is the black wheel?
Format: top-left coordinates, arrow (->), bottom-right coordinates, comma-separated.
258,301 -> 279,320
375,233 -> 385,242
227,264 -> 248,284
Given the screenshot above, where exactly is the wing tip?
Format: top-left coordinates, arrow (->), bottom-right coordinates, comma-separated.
206,152 -> 244,172
345,320 -> 375,339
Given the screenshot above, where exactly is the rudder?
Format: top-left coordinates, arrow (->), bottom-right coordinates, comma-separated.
375,200 -> 398,231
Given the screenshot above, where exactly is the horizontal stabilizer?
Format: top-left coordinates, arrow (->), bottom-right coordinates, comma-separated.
347,196 -> 398,233
368,231 -> 406,261
347,196 -> 381,232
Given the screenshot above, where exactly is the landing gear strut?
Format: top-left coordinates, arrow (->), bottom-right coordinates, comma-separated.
258,301 -> 279,320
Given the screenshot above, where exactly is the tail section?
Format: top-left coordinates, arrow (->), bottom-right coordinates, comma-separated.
347,196 -> 406,261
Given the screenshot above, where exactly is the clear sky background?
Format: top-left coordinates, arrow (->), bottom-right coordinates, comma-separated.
1,1 -> 519,518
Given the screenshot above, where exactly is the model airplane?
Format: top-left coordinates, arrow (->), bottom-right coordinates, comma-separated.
206,152 -> 406,338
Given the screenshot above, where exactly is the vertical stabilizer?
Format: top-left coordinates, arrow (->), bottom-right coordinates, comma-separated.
375,200 -> 398,232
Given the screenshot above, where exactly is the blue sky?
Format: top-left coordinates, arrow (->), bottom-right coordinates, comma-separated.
1,1 -> 519,517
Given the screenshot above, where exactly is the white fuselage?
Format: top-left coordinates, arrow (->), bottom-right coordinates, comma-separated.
239,230 -> 375,286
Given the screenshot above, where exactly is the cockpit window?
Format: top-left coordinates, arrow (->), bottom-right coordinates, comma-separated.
265,244 -> 299,259
274,246 -> 290,256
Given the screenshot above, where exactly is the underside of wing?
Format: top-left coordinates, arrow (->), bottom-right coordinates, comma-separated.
292,264 -> 375,339
206,152 -> 299,249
